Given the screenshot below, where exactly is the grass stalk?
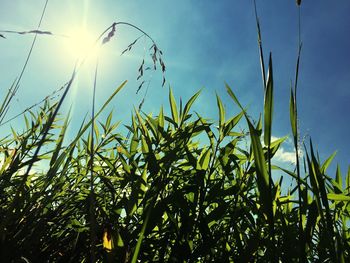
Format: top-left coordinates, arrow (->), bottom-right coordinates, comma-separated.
253,1 -> 276,259
291,4 -> 306,261
253,0 -> 267,90
89,59 -> 99,262
265,53 -> 275,261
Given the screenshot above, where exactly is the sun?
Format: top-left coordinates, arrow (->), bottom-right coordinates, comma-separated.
64,27 -> 101,60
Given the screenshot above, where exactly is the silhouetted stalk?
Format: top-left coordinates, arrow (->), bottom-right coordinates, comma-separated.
293,4 -> 306,262
2,20 -> 163,145
12,67 -> 76,214
266,114 -> 275,261
253,1 -> 275,260
5,16 -> 163,260
0,83 -> 66,127
14,20 -> 159,179
253,0 -> 266,90
89,59 -> 99,263
84,22 -> 161,260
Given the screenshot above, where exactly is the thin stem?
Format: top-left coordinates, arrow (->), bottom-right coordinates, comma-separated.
0,0 -> 49,124
294,133 -> 304,260
10,21 -> 160,244
267,142 -> 275,258
78,21 -> 156,69
253,1 -> 276,260
1,21 -> 157,127
114,22 -> 156,45
16,20 -> 157,177
294,4 -> 306,262
89,59 -> 99,263
253,0 -> 267,91
298,6 -> 301,56
13,67 -> 77,214
0,82 -> 67,127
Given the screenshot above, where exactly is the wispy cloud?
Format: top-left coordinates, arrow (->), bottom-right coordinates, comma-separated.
273,146 -> 298,164
264,135 -> 303,165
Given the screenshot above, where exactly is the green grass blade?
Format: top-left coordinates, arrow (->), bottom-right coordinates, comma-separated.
309,140 -> 329,210
131,205 -> 152,263
273,165 -> 307,186
225,83 -> 245,110
336,165 -> 343,190
253,0 -> 267,90
309,140 -> 337,261
223,111 -> 244,137
158,106 -> 164,129
321,150 -> 337,173
304,200 -> 318,245
196,147 -> 211,171
225,85 -> 270,216
0,79 -> 17,122
247,120 -> 271,220
327,193 -> 350,202
169,88 -> 179,126
68,81 -> 127,147
289,88 -> 297,139
346,166 -> 350,193
182,89 -> 201,123
49,108 -> 71,166
263,53 -> 274,146
216,94 -> 225,129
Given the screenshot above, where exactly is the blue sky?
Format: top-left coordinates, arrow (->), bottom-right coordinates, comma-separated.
0,0 -> 349,175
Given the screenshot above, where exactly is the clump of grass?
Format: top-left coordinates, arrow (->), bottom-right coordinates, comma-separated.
0,1 -> 349,262
1,83 -> 349,261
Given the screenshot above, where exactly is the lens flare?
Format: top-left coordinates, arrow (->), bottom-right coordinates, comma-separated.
65,27 -> 101,60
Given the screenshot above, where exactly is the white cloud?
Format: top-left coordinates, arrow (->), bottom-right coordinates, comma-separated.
273,147 -> 298,164
262,135 -> 303,165
273,141 -> 304,166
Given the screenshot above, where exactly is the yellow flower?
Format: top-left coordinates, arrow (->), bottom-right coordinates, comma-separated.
103,228 -> 113,251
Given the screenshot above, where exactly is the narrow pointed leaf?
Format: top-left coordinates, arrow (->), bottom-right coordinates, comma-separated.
169,88 -> 179,126
131,205 -> 152,263
216,94 -> 225,128
182,90 -> 201,122
336,165 -> 342,189
264,53 -> 274,146
327,193 -> 350,202
247,119 -> 271,220
223,111 -> 244,136
290,88 -> 297,139
196,147 -> 211,171
225,83 -> 244,110
158,106 -> 164,129
321,150 -> 337,173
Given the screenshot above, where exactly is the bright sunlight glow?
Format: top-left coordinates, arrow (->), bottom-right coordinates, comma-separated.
64,27 -> 101,60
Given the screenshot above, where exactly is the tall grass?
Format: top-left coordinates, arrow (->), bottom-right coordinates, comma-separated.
1,86 -> 349,261
0,1 -> 349,262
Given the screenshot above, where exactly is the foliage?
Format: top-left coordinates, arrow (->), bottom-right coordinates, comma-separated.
1,1 -> 349,262
0,84 -> 349,262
